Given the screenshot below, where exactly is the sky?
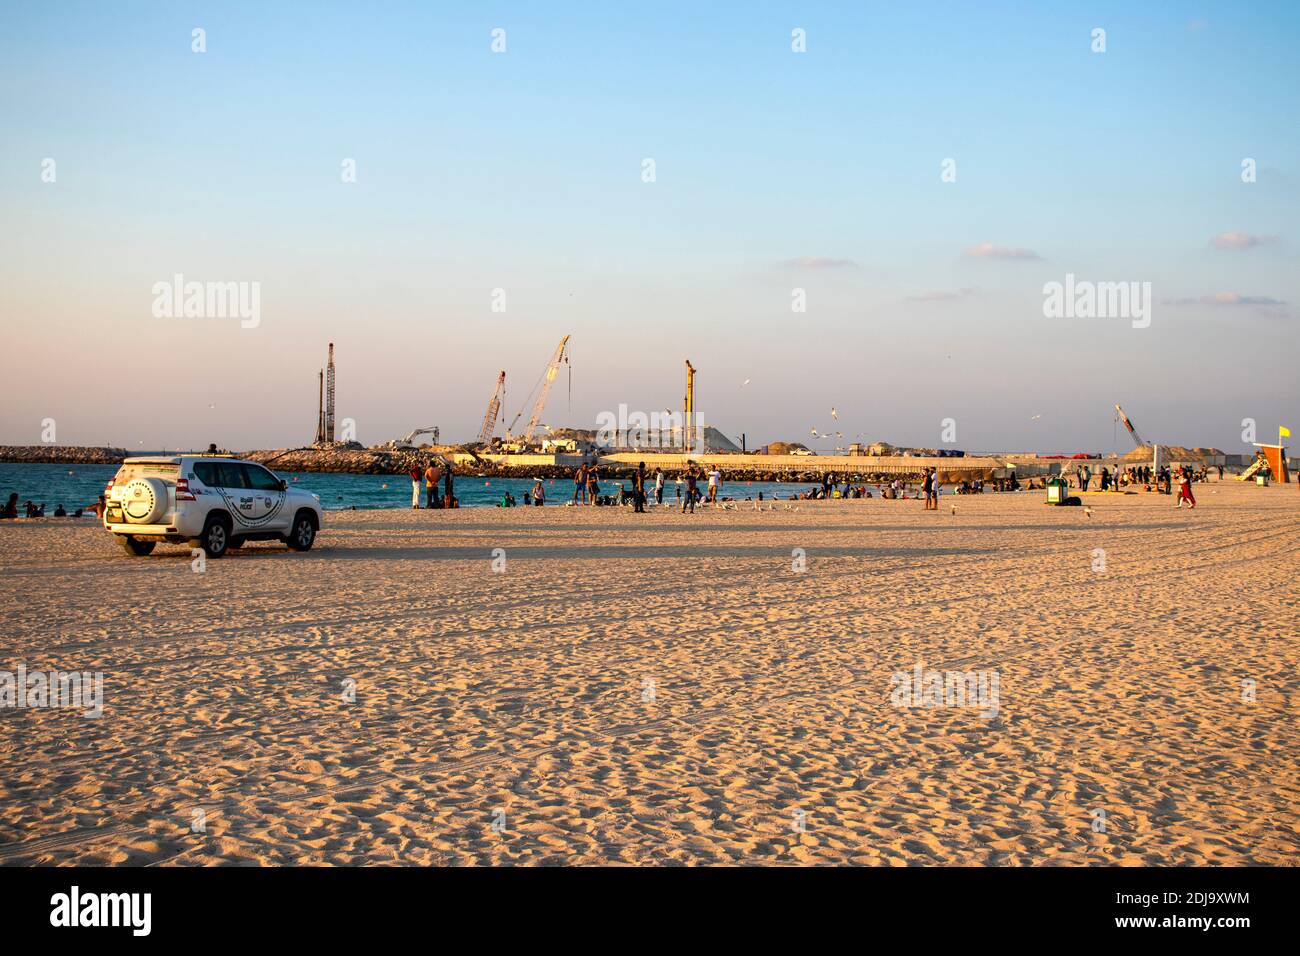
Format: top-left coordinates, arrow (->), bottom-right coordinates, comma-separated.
1,1 -> 1296,455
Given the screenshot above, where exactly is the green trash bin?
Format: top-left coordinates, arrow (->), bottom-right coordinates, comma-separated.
1046,477 -> 1069,505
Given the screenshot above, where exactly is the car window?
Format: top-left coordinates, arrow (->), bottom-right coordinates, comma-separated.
216,463 -> 248,489
116,463 -> 180,482
242,464 -> 282,491
192,462 -> 219,486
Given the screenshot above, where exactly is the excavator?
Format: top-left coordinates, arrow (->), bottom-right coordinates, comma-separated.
382,427 -> 440,450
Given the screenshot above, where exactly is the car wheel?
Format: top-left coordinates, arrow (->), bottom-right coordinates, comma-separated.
119,536 -> 156,556
285,511 -> 317,551
199,515 -> 231,558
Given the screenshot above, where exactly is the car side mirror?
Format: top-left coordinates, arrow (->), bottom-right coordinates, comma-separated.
279,479 -> 288,491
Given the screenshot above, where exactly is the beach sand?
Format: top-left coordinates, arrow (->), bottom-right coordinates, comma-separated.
1,480 -> 1296,866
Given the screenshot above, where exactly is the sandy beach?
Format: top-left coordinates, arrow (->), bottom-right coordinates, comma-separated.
1,481 -> 1295,866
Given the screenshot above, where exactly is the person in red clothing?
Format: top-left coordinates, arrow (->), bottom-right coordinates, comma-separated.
1176,468 -> 1196,509
409,465 -> 423,509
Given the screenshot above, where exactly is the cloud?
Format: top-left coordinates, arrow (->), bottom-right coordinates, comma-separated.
1163,292 -> 1287,308
964,241 -> 1040,260
907,287 -> 978,302
1210,231 -> 1278,250
777,256 -> 858,269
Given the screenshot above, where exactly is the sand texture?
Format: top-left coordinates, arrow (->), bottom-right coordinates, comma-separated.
1,480 -> 1296,865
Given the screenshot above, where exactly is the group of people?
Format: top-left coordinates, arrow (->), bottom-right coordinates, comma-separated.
919,467 -> 942,510
1,492 -> 93,519
408,460 -> 457,509
502,480 -> 548,508
396,457 -> 1251,514
1073,463 -> 1206,504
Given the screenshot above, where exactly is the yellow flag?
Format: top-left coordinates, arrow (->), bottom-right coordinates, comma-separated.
1281,426 -> 1292,438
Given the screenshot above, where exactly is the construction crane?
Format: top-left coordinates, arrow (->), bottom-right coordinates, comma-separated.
313,342 -> 337,445
682,359 -> 697,451
1114,404 -> 1145,448
477,371 -> 506,445
507,335 -> 570,445
684,360 -> 695,425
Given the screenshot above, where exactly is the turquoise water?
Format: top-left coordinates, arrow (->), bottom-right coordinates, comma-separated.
0,462 -> 831,512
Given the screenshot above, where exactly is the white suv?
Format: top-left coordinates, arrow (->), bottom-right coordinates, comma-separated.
104,456 -> 323,558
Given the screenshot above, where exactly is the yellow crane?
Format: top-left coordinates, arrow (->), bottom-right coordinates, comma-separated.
507,335 -> 570,445
477,371 -> 506,446
684,359 -> 695,426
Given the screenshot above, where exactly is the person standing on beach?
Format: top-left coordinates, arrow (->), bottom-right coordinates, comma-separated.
930,468 -> 940,510
1176,469 -> 1196,509
586,464 -> 600,505
409,464 -> 422,509
633,461 -> 647,513
920,469 -> 932,509
424,461 -> 442,509
682,463 -> 698,514
654,468 -> 665,505
1078,464 -> 1090,492
442,461 -> 455,508
573,463 -> 587,504
707,465 -> 721,504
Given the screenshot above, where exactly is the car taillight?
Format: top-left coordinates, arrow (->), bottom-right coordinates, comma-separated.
104,479 -> 114,493
175,478 -> 196,501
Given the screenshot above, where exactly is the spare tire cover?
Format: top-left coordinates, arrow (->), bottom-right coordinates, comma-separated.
122,477 -> 169,524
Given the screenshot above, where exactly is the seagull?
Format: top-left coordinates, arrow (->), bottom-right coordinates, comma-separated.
1084,507 -> 1093,518
811,428 -> 820,437
831,407 -> 839,420
740,378 -> 751,388
1030,414 -> 1042,421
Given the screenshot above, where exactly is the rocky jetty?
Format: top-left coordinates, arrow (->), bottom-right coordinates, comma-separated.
244,446 -> 425,475
3,444 -> 982,484
0,445 -> 127,465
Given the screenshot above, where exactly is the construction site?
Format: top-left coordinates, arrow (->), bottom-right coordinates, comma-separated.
286,339 -> 1291,484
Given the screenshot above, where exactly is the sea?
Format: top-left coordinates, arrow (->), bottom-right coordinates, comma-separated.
0,462 -> 830,512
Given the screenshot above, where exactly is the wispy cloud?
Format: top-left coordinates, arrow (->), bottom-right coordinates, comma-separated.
1210,231 -> 1278,250
907,287 -> 978,302
964,241 -> 1040,260
1163,291 -> 1287,308
777,256 -> 858,270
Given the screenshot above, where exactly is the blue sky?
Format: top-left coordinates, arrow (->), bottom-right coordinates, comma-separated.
1,1 -> 1296,453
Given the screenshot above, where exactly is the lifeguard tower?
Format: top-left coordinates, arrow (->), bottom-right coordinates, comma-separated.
1239,442 -> 1289,484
